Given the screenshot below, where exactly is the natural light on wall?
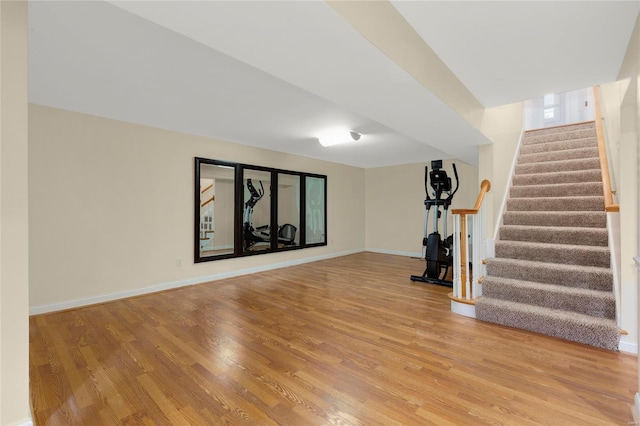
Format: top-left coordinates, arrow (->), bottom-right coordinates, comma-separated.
317,130 -> 362,147
523,87 -> 595,130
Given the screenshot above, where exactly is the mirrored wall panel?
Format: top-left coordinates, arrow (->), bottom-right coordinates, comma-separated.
197,161 -> 236,260
305,176 -> 326,245
195,157 -> 326,263
277,173 -> 300,247
243,169 -> 272,253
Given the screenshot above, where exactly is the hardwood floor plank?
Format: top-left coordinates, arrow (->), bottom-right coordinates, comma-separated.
30,253 -> 637,425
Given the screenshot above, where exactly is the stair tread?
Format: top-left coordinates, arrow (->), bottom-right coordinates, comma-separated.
476,297 -> 619,350
519,137 -> 597,155
506,196 -> 604,211
496,239 -> 609,253
515,157 -> 600,174
518,146 -> 598,163
477,298 -> 617,325
482,276 -> 614,297
512,169 -> 602,185
481,276 -> 616,319
510,184 -> 603,199
510,181 -> 602,190
499,224 -> 608,247
486,256 -> 613,290
501,223 -> 607,231
524,122 -> 595,136
523,129 -> 597,145
509,195 -> 603,200
488,257 -> 611,274
502,211 -> 606,228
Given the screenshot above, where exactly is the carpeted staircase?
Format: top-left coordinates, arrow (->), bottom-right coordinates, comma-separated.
475,121 -> 619,350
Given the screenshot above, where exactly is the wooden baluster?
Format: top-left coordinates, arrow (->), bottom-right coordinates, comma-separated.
453,214 -> 460,298
459,214 -> 468,299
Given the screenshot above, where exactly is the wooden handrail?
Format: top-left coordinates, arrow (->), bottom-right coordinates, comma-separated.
201,183 -> 213,194
201,196 -> 214,208
452,179 -> 491,215
593,86 -> 620,213
449,179 -> 492,303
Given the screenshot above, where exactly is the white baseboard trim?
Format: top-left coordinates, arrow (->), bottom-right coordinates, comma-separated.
365,248 -> 422,258
30,248 -> 364,315
485,238 -> 495,259
619,339 -> 638,355
451,300 -> 476,318
15,418 -> 33,426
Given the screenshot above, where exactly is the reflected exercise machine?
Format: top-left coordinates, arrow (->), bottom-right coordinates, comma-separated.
243,179 -> 297,251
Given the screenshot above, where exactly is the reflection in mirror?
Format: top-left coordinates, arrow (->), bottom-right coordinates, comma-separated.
277,173 -> 300,247
306,176 -> 326,244
243,169 -> 272,253
199,163 -> 235,258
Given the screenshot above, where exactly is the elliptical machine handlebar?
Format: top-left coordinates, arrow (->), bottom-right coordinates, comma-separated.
423,165 -> 431,201
245,179 -> 264,209
444,163 -> 459,208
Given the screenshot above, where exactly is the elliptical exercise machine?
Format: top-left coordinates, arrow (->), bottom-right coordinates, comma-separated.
243,179 -> 270,251
410,160 -> 459,287
243,179 -> 298,251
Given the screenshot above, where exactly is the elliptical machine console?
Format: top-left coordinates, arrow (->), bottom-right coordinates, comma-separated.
410,160 -> 459,287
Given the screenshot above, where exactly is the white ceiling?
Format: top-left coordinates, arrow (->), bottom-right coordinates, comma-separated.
27,1 -> 639,169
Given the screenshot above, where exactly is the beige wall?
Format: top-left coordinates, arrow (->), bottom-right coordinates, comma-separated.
614,10 -> 640,388
0,1 -> 30,424
365,160 -> 478,255
479,102 -> 525,238
599,11 -> 640,354
29,104 -> 365,311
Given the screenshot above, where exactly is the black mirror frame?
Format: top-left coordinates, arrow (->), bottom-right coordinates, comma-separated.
194,157 -> 327,263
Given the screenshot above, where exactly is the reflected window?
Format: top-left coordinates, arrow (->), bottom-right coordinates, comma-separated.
544,107 -> 555,119
544,94 -> 555,106
305,176 -> 326,245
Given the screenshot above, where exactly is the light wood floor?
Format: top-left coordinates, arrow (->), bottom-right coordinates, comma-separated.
30,252 -> 637,425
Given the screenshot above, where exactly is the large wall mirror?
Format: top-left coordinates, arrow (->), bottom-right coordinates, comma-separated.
196,160 -> 238,260
243,168 -> 272,253
195,158 -> 326,263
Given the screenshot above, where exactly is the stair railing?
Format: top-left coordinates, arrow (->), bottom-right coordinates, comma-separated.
450,180 -> 491,313
593,86 -> 619,213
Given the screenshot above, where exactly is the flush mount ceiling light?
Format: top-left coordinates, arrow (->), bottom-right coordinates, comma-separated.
318,130 -> 362,147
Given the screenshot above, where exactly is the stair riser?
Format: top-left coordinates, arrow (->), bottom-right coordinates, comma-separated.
507,197 -> 604,212
524,122 -> 595,137
499,226 -> 608,246
502,212 -> 606,228
515,158 -> 600,175
476,300 -> 619,350
482,280 -> 615,319
523,129 -> 596,145
495,242 -> 610,268
487,261 -> 612,291
512,170 -> 602,186
510,182 -> 602,198
520,137 -> 597,155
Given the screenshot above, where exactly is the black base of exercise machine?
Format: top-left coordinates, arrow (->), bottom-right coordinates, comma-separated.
410,160 -> 459,287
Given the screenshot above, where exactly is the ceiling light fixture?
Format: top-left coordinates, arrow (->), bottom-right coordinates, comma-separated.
318,130 -> 362,147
